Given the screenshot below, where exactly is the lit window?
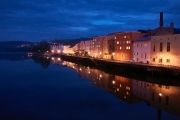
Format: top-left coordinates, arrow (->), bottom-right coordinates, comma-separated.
115,37 -> 116,39
117,41 -> 119,44
126,41 -> 128,44
124,36 -> 126,38
144,44 -> 147,47
120,47 -> 122,49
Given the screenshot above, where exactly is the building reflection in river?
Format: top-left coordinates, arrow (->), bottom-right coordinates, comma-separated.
51,57 -> 180,117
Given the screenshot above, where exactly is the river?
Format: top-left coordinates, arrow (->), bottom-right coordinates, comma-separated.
0,54 -> 180,120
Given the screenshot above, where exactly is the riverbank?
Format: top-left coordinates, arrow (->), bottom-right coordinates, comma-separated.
58,54 -> 180,84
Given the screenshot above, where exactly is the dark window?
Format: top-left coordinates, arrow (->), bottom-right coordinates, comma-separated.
167,42 -> 170,52
153,43 -> 155,52
160,43 -> 163,52
153,58 -> 155,62
152,93 -> 154,101
166,96 -> 169,105
145,54 -> 146,59
159,96 -> 161,103
159,59 -> 163,63
166,59 -> 170,63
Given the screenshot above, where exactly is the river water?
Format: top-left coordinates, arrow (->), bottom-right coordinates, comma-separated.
0,54 -> 180,120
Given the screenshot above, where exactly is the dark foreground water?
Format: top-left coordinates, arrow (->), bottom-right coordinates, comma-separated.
0,55 -> 180,120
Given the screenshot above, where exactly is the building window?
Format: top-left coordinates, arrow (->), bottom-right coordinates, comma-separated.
166,96 -> 169,105
124,36 -> 126,38
141,54 -> 143,58
144,44 -> 147,47
137,52 -> 138,55
117,41 -> 119,44
145,54 -> 146,59
137,44 -> 139,47
153,58 -> 155,62
122,54 -> 124,57
134,52 -> 135,55
153,43 -> 155,52
115,37 -> 116,39
159,96 -> 161,103
120,47 -> 122,49
152,93 -> 154,101
160,42 -> 163,52
167,42 -> 170,52
166,59 -> 170,63
159,59 -> 162,63
134,44 -> 136,47
137,58 -> 139,62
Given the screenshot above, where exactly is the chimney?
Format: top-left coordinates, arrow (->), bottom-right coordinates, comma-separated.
159,12 -> 164,27
170,22 -> 174,29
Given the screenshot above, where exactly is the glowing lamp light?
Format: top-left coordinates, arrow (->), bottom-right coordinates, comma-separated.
52,57 -> 54,60
159,93 -> 162,96
112,80 -> 115,84
100,52 -> 102,55
100,74 -> 102,78
58,58 -> 61,61
57,50 -> 60,53
51,50 -> 54,53
112,52 -> 115,56
160,55 -> 162,57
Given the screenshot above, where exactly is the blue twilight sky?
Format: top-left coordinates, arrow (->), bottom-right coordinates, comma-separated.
0,0 -> 180,42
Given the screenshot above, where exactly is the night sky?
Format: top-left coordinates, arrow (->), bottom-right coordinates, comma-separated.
0,0 -> 180,42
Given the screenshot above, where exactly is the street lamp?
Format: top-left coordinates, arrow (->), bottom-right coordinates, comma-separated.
112,52 -> 115,60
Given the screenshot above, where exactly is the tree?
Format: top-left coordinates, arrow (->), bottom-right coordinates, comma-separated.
32,40 -> 50,53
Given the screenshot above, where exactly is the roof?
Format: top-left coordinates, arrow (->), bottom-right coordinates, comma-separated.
106,31 -> 123,36
133,37 -> 151,41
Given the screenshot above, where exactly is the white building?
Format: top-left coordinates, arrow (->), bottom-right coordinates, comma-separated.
151,34 -> 180,66
51,44 -> 63,54
132,37 -> 151,63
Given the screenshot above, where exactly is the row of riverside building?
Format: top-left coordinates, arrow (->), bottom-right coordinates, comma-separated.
51,12 -> 180,67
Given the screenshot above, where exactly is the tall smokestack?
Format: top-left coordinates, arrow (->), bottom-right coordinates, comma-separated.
159,12 -> 164,27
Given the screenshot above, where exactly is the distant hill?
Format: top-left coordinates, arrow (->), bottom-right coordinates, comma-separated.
51,37 -> 92,46
0,41 -> 35,52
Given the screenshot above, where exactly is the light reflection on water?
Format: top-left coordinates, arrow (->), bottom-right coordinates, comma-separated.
0,55 -> 180,120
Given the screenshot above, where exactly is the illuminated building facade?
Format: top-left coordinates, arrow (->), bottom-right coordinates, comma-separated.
132,37 -> 151,63
114,32 -> 146,61
90,36 -> 103,58
151,34 -> 180,66
50,44 -> 63,54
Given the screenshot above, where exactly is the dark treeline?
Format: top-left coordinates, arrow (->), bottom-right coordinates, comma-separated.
32,40 -> 50,53
0,41 -> 34,52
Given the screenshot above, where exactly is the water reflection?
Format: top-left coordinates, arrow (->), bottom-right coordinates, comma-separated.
0,53 -> 29,61
52,57 -> 180,118
32,56 -> 50,68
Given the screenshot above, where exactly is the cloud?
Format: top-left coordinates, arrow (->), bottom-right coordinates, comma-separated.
0,0 -> 180,41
